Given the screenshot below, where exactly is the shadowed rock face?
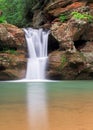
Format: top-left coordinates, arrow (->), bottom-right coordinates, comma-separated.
0,24 -> 27,80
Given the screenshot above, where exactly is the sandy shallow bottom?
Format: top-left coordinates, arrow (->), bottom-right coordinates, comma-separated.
0,81 -> 93,130
0,100 -> 93,130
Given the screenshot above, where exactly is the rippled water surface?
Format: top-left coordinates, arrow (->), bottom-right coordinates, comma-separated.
0,81 -> 93,130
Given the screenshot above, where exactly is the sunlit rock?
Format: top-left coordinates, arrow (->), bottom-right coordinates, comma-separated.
0,24 -> 26,80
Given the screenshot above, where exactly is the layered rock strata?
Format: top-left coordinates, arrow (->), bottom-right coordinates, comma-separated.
0,24 -> 26,80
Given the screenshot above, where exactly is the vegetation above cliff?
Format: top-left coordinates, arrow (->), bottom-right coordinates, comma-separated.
0,0 -> 37,27
59,12 -> 93,23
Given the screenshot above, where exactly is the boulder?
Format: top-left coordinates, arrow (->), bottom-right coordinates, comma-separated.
0,24 -> 26,50
51,15 -> 88,51
0,24 -> 27,80
47,50 -> 93,80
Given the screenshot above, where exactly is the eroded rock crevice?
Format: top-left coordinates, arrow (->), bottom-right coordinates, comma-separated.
74,40 -> 87,50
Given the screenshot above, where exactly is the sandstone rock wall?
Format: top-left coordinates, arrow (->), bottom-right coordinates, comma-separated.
42,0 -> 93,80
0,24 -> 27,80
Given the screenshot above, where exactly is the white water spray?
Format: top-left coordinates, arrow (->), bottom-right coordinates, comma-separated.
24,28 -> 49,80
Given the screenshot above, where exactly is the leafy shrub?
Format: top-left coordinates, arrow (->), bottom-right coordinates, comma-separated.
59,14 -> 68,22
0,0 -> 37,27
0,16 -> 6,23
71,11 -> 93,22
61,55 -> 68,67
1,47 -> 17,54
6,49 -> 18,55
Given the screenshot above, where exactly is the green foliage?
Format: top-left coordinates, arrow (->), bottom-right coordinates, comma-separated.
0,0 -> 37,27
71,11 -> 93,22
59,11 -> 93,23
6,49 -> 18,55
59,14 -> 68,22
0,16 -> 6,23
1,47 -> 17,54
61,55 -> 68,67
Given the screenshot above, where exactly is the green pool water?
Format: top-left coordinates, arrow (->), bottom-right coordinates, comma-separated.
0,81 -> 93,130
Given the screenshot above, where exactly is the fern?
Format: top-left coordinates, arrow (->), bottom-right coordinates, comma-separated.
0,16 -> 6,23
71,11 -> 93,22
59,14 -> 68,22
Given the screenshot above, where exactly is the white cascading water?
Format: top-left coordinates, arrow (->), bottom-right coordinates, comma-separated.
24,28 -> 49,80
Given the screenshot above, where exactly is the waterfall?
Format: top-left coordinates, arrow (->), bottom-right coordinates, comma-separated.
24,28 -> 49,80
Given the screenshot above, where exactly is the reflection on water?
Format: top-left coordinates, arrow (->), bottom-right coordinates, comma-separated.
27,83 -> 49,130
0,81 -> 93,130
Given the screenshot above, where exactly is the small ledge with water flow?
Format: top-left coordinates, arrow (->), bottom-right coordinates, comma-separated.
23,28 -> 50,81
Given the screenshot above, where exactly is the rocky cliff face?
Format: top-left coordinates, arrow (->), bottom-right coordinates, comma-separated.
32,0 -> 93,80
0,0 -> 93,80
47,0 -> 93,80
0,24 -> 26,80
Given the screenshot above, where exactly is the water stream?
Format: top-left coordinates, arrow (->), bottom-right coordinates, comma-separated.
24,28 -> 49,80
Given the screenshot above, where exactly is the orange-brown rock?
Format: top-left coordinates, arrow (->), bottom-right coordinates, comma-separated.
79,42 -> 93,63
47,1 -> 87,17
47,51 -> 91,80
51,17 -> 88,51
82,23 -> 93,41
0,24 -> 26,50
0,53 -> 26,80
46,1 -> 93,80
0,24 -> 27,80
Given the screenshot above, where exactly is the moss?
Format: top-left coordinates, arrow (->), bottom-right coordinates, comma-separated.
61,55 -> 68,68
0,46 -> 18,55
79,52 -> 86,61
71,11 -> 93,22
5,49 -> 18,55
0,16 -> 7,23
59,11 -> 93,23
59,14 -> 68,22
